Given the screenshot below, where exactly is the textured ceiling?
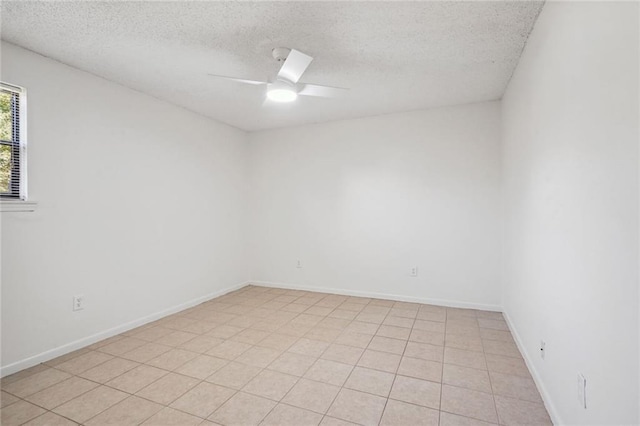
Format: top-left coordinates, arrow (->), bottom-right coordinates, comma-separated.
1,1 -> 544,131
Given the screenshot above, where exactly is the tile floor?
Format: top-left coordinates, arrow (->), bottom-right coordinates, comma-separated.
1,285 -> 552,426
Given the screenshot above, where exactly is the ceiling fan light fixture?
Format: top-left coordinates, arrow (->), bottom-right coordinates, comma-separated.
267,87 -> 298,102
267,79 -> 298,103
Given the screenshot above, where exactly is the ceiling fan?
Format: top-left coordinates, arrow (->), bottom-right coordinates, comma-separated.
208,47 -> 348,103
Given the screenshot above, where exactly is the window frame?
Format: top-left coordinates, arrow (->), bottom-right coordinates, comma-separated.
0,82 -> 27,201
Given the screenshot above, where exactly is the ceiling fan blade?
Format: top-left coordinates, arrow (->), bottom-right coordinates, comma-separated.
277,49 -> 313,84
298,83 -> 349,98
207,74 -> 267,85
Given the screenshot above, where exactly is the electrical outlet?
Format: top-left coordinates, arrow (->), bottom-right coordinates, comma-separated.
410,266 -> 418,277
296,259 -> 302,269
73,295 -> 84,311
577,373 -> 587,409
540,340 -> 546,359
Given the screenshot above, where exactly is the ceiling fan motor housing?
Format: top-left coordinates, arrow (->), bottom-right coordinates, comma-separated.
272,47 -> 291,62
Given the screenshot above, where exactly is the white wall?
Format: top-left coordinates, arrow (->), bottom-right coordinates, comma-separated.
501,2 -> 639,425
249,102 -> 502,309
0,42 -> 250,373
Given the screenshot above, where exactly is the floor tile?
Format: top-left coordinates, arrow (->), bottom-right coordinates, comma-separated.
357,349 -> 401,373
389,374 -> 440,409
55,351 -> 114,375
155,331 -> 198,347
382,316 -> 414,328
242,369 -> 298,401
230,328 -> 271,345
206,340 -> 253,360
208,392 -> 276,426
443,364 -> 492,393
304,359 -> 353,386
135,372 -> 199,405
410,329 -> 445,346
98,337 -> 147,356
85,395 -> 162,425
367,336 -> 406,355
320,415 -> 359,425
334,331 -> 373,348
489,371 -> 542,403
268,352 -> 317,376
345,321 -> 378,335
261,403 -> 323,426
288,338 -> 329,357
417,311 -> 446,323
479,328 -> 514,343
318,317 -> 351,330
446,324 -> 481,337
207,325 -> 244,339
321,344 -> 364,365
327,388 -> 386,426
405,341 -> 444,362
206,361 -> 262,389
3,367 -> 71,398
482,340 -> 521,358
485,354 -> 530,377
146,348 -> 199,371
439,411 -> 498,426
1,400 -> 46,426
1,364 -> 50,386
121,343 -> 172,363
389,308 -> 418,319
106,365 -> 168,393
25,376 -> 98,409
132,326 -> 173,342
0,390 -> 19,408
53,385 -> 128,423
79,357 -> 139,383
282,378 -> 340,414
21,411 -> 79,426
355,312 -> 386,324
380,398 -> 439,425
444,347 -> 487,370
440,384 -> 498,423
476,311 -> 504,321
447,308 -> 477,319
175,354 -> 228,379
397,356 -> 442,382
305,327 -> 343,343
344,366 -> 394,397
170,382 -> 235,418
328,310 -> 358,320
279,323 -> 313,337
445,333 -> 483,352
414,319 -> 446,333
235,346 -> 281,368
257,333 -> 299,351
337,303 -> 365,313
141,407 -> 203,425
376,325 -> 410,340
179,335 -> 225,353
494,395 -> 552,425
478,319 -> 509,331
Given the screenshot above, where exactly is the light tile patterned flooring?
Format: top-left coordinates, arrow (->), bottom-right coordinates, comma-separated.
1,286 -> 552,426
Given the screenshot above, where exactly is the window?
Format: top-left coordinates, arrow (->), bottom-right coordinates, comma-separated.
0,82 -> 26,199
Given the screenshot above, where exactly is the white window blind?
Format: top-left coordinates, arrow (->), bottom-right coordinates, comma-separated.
0,82 -> 27,200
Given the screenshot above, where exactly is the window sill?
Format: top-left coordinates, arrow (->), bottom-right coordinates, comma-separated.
0,199 -> 38,212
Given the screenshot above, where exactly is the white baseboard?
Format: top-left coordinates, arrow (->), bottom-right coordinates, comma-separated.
503,310 -> 563,425
1,281 -> 250,378
250,280 -> 502,312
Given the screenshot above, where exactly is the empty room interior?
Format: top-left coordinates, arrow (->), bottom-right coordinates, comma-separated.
0,1 -> 638,425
